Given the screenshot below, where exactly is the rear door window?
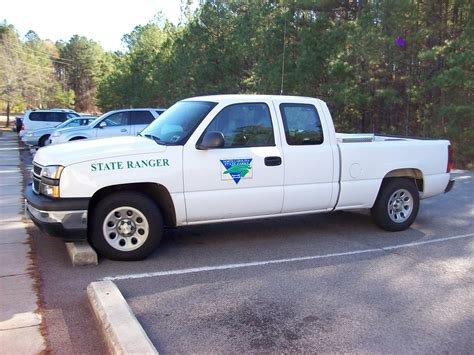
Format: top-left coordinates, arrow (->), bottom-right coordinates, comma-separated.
29,112 -> 75,122
29,112 -> 47,121
279,103 -> 324,145
46,112 -> 68,122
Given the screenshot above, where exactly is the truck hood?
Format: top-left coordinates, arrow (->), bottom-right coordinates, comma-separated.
34,136 -> 167,166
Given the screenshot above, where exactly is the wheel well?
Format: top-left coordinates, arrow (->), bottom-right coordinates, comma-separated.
88,183 -> 177,227
69,136 -> 86,141
383,168 -> 424,192
38,134 -> 50,145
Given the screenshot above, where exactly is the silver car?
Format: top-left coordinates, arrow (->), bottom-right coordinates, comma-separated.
49,109 -> 165,145
21,117 -> 96,147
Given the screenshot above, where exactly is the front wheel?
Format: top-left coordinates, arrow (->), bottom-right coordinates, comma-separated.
90,192 -> 163,260
371,178 -> 420,232
38,135 -> 50,147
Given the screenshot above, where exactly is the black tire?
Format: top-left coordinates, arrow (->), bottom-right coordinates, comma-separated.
371,178 -> 420,232
69,136 -> 86,141
38,135 -> 50,147
90,191 -> 163,261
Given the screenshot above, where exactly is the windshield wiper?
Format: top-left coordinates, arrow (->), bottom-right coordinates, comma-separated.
141,134 -> 165,145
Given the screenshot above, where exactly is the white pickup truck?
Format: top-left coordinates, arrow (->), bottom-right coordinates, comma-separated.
25,95 -> 454,260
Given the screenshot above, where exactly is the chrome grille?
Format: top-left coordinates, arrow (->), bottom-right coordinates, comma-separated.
32,162 -> 42,194
33,177 -> 40,193
33,163 -> 42,177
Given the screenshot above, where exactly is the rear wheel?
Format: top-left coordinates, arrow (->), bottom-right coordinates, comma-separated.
371,178 -> 420,231
38,135 -> 50,147
90,192 -> 163,260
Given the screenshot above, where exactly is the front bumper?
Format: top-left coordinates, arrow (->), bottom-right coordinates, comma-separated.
444,179 -> 455,193
21,136 -> 38,146
24,184 -> 89,241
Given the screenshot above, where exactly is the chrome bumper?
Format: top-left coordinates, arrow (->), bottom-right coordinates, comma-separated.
25,200 -> 88,240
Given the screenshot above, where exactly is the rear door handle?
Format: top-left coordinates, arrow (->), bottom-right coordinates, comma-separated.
264,156 -> 282,166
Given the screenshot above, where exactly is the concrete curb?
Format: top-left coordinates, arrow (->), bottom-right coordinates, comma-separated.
65,241 -> 98,266
87,280 -> 158,355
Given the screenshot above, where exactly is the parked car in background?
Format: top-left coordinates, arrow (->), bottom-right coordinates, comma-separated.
20,109 -> 80,138
15,116 -> 23,133
21,116 -> 96,147
50,108 -> 165,145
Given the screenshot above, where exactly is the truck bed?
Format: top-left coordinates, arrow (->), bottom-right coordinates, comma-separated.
333,132 -> 450,210
336,133 -> 435,143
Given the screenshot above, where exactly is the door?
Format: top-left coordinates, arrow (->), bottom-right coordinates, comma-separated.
95,111 -> 131,139
275,100 -> 335,212
131,110 -> 155,135
183,102 -> 284,222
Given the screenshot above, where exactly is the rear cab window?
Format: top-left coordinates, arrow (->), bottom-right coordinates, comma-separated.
279,103 -> 324,145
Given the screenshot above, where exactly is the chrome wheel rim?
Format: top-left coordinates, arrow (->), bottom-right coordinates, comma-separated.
388,189 -> 414,223
103,206 -> 149,251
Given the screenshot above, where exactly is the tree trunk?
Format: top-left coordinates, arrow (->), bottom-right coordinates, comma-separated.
6,101 -> 10,128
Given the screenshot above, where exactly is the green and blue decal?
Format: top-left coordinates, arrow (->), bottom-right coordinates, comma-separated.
220,158 -> 253,184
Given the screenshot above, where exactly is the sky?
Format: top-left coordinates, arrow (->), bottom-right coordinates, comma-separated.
1,0 -> 187,52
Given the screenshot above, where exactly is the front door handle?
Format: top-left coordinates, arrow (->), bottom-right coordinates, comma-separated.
264,156 -> 282,166
120,129 -> 128,132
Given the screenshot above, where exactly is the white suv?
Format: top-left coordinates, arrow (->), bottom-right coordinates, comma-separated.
20,109 -> 80,137
50,108 -> 165,145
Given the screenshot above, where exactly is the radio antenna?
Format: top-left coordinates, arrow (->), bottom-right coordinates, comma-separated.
280,5 -> 287,95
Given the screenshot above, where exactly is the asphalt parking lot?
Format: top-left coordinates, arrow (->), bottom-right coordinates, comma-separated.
19,142 -> 474,353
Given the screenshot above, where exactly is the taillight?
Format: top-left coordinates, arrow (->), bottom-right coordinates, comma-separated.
447,145 -> 453,173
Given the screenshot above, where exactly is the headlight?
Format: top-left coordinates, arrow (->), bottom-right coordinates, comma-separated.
41,165 -> 64,179
51,131 -> 62,137
39,183 -> 60,198
38,165 -> 64,198
26,132 -> 35,137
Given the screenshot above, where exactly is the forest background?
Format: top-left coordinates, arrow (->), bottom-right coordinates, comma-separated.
0,0 -> 472,167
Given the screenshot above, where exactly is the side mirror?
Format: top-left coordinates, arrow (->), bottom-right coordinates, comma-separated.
98,121 -> 107,129
196,131 -> 225,150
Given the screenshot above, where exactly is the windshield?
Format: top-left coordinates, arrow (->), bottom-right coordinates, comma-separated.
59,117 -> 94,128
90,113 -> 108,127
140,101 -> 217,145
